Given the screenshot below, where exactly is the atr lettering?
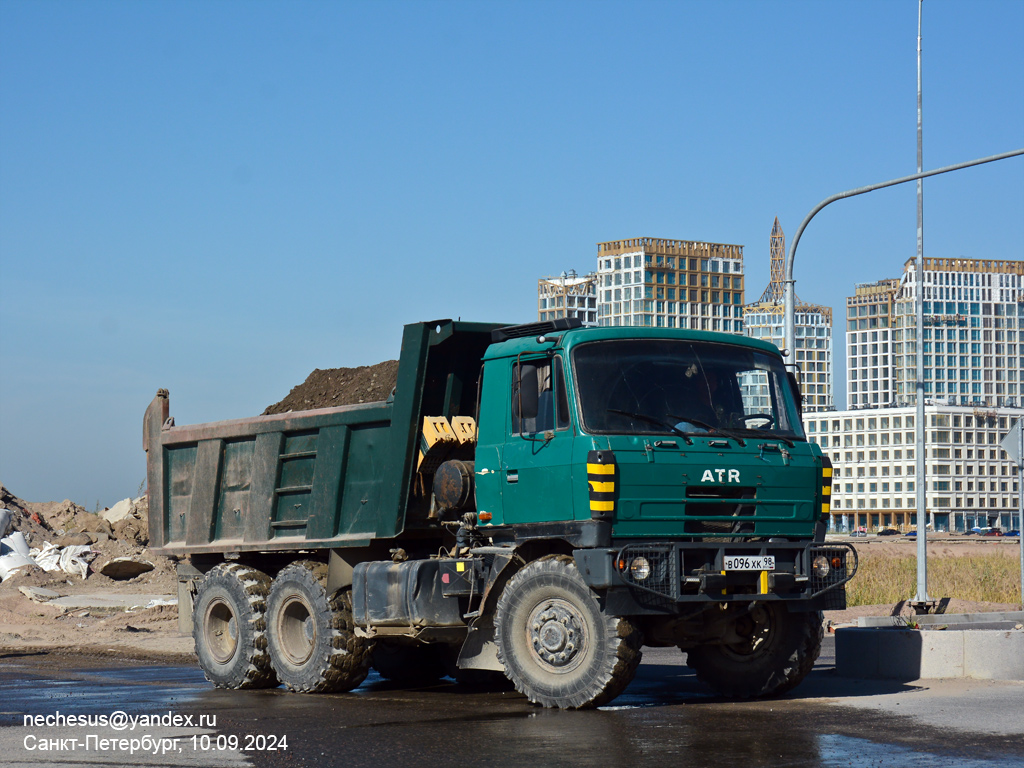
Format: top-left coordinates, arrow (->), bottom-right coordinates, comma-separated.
701,468 -> 741,483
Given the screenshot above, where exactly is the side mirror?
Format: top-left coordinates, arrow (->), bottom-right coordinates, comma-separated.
518,363 -> 539,423
787,371 -> 803,420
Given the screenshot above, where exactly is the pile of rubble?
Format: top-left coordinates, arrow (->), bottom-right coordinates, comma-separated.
0,484 -> 162,585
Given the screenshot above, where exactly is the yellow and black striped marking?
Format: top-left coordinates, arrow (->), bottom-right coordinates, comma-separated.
820,454 -> 833,520
587,450 -> 617,521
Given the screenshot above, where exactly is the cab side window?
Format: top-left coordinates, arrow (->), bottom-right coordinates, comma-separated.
512,357 -> 571,434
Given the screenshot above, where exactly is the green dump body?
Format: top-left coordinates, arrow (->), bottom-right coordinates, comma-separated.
144,321 -> 502,554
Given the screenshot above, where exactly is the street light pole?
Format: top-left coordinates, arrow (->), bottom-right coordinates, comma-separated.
913,0 -> 929,607
781,150 -> 1022,607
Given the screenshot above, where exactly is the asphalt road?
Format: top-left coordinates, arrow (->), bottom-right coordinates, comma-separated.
2,638 -> 1022,768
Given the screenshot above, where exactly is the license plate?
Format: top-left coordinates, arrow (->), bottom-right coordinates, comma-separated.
724,555 -> 775,571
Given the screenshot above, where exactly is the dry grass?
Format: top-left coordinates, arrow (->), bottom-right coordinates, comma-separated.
849,549 -> 1022,605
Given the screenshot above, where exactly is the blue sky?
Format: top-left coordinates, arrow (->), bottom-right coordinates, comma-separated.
1,0 -> 1022,507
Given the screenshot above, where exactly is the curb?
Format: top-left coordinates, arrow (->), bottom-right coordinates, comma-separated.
835,625 -> 1024,681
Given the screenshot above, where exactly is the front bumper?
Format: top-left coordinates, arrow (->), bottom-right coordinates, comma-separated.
574,541 -> 858,612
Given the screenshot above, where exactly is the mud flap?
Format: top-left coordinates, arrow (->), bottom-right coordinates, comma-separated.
456,620 -> 503,671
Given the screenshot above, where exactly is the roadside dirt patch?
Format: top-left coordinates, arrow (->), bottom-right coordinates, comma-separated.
262,360 -> 399,414
824,598 -> 1021,629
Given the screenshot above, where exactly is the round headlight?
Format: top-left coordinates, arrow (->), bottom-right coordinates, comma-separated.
812,555 -> 830,578
629,557 -> 651,581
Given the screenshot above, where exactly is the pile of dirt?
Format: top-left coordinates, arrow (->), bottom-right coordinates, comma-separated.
0,486 -> 170,590
263,360 -> 400,415
2,486 -> 150,550
0,486 -> 184,657
0,484 -> 50,542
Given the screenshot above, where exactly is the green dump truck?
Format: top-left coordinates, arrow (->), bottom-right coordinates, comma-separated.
144,318 -> 856,708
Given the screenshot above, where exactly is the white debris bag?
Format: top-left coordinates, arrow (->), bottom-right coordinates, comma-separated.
59,545 -> 95,579
0,552 -> 37,581
30,542 -> 63,572
1,531 -> 31,557
29,542 -> 96,579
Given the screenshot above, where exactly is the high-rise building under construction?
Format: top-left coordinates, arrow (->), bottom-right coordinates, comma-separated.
846,257 -> 1024,409
594,237 -> 745,332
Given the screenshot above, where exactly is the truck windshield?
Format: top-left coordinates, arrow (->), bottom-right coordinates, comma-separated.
572,339 -> 804,439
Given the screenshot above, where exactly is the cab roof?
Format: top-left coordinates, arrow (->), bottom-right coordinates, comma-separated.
482,324 -> 785,361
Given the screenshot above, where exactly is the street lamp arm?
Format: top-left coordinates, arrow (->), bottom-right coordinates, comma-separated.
782,147 -> 1024,364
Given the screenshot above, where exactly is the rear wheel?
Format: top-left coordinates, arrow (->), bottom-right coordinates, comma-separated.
192,563 -> 278,689
266,560 -> 372,693
494,555 -> 642,709
686,603 -> 822,698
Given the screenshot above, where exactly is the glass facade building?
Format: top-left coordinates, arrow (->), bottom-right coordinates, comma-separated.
847,258 -> 1024,409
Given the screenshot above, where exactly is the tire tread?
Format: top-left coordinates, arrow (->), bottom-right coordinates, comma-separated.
268,560 -> 372,693
494,554 -> 642,709
192,562 -> 278,690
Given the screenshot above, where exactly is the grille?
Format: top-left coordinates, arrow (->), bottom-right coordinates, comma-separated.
617,544 -> 676,603
808,544 -> 859,597
684,486 -> 756,537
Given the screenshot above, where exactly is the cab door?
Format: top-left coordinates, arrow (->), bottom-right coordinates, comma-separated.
501,355 -> 576,524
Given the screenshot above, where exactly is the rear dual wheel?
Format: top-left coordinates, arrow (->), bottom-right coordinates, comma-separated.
265,560 -> 373,693
192,563 -> 278,689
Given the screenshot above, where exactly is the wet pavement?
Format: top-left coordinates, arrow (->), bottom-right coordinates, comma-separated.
2,638 -> 1023,767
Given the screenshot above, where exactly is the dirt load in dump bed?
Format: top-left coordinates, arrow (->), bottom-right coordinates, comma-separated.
263,360 -> 400,415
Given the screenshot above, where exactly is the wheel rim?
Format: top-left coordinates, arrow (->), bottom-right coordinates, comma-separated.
204,597 -> 239,665
525,598 -> 589,673
277,595 -> 317,666
721,604 -> 774,660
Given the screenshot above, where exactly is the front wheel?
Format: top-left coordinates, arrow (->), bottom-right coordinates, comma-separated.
494,555 -> 642,709
686,603 -> 822,698
266,560 -> 372,693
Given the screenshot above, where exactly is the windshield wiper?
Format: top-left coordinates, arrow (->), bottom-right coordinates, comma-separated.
606,409 -> 693,445
667,414 -> 747,447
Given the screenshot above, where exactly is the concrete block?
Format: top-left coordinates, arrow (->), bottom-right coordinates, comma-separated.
917,631 -> 964,678
858,611 -> 1024,628
18,586 -> 60,602
101,498 -> 135,524
963,630 -> 1024,680
837,626 -> 1024,681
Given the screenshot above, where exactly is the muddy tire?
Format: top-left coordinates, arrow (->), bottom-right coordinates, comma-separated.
494,555 -> 642,709
686,604 -> 822,698
372,642 -> 448,684
192,563 -> 278,689
266,560 -> 372,693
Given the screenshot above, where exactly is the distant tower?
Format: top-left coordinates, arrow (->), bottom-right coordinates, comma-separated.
760,217 -> 786,304
743,218 -> 834,411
